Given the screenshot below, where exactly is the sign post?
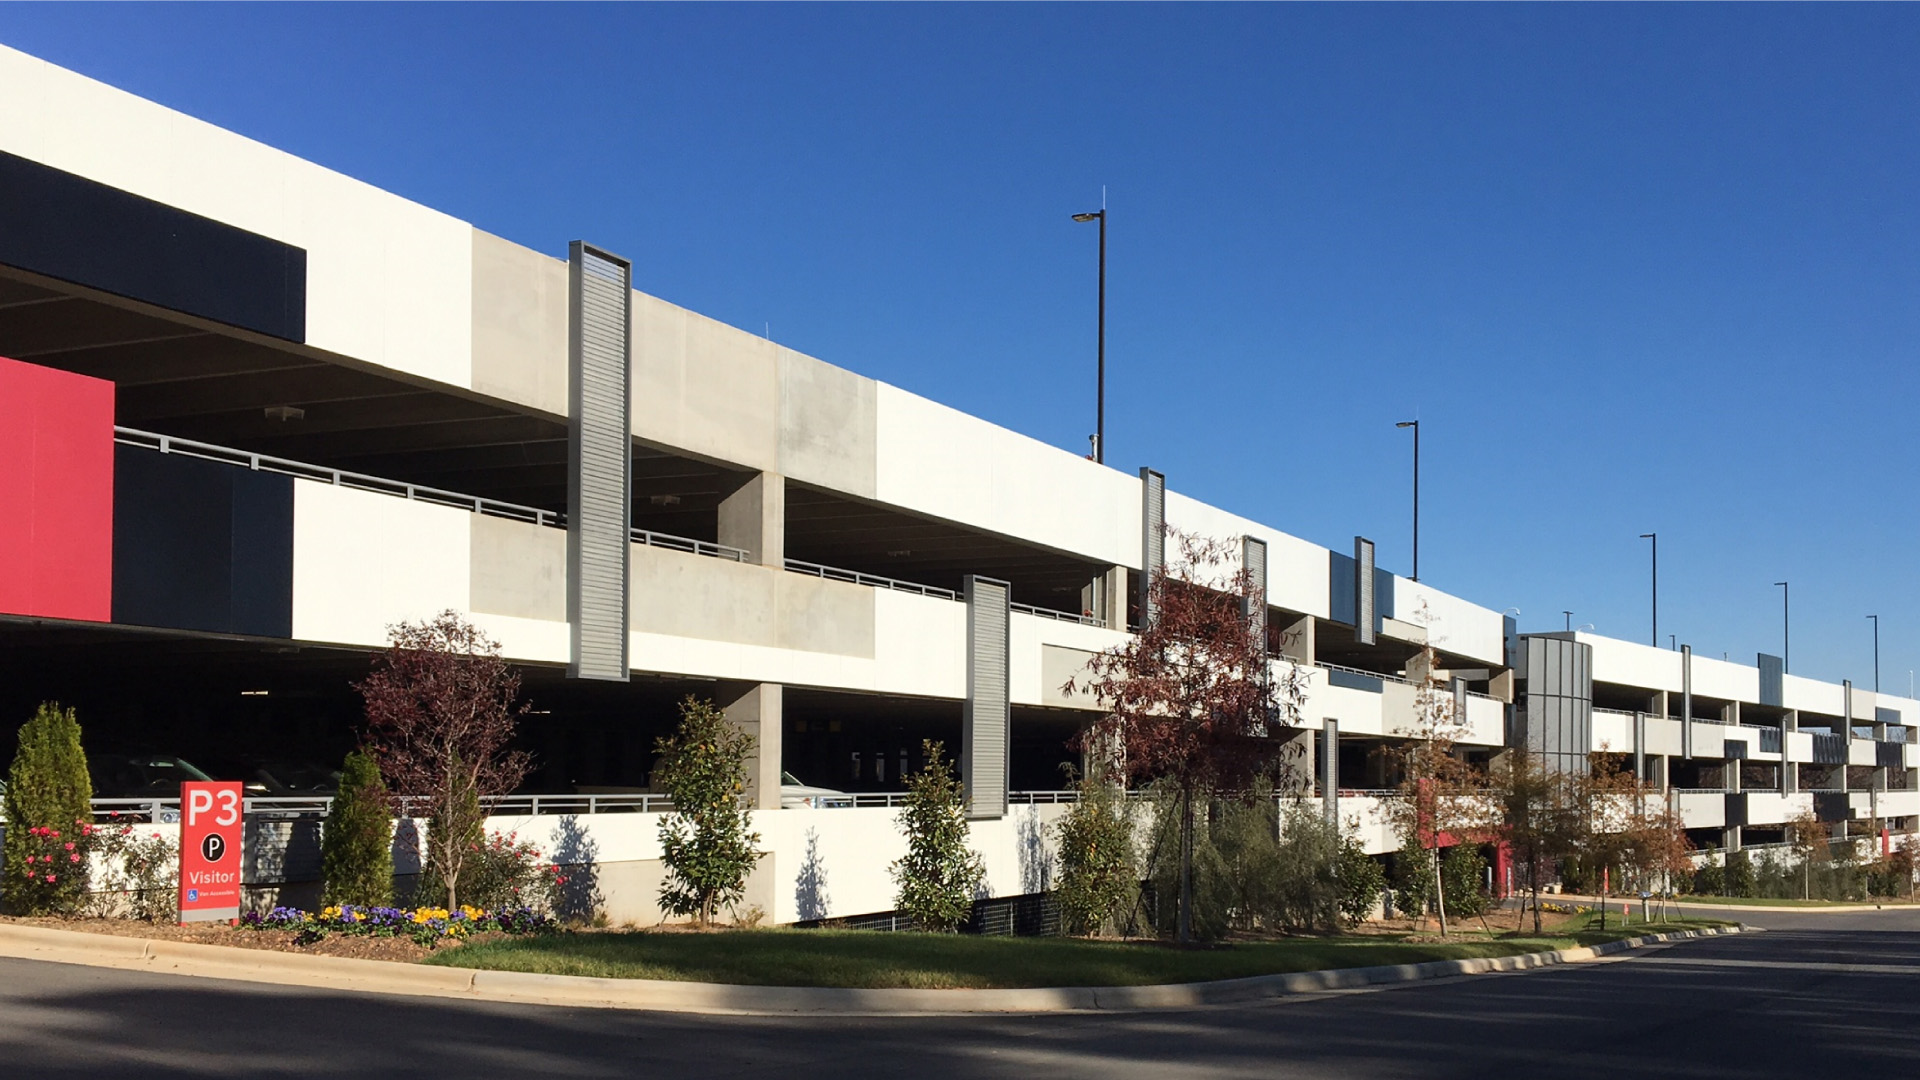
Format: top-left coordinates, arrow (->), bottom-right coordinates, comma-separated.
178,781 -> 243,923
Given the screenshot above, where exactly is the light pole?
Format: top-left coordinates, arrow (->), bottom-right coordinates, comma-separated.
1774,582 -> 1790,673
1640,533 -> 1657,647
1397,420 -> 1420,581
1071,208 -> 1106,464
1564,610 -> 1573,632
1868,615 -> 1880,692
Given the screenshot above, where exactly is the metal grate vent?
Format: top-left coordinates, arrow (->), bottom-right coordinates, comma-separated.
964,575 -> 1011,819
567,242 -> 632,681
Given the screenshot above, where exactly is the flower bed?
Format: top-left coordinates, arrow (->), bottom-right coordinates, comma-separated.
240,904 -> 557,948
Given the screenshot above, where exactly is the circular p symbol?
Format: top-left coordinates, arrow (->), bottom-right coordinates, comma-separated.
201,833 -> 227,863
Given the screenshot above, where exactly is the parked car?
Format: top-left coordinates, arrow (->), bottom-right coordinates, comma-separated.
780,771 -> 849,809
87,754 -> 216,799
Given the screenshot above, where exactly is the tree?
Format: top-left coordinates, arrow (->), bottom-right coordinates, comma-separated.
3,703 -> 94,916
1787,810 -> 1828,901
1375,627 -> 1490,938
1572,752 -> 1650,929
321,751 -> 394,908
653,696 -> 763,927
1336,835 -> 1388,928
1486,749 -> 1578,934
1068,528 -> 1308,944
356,612 -> 531,912
891,740 -> 985,932
1052,772 -> 1138,937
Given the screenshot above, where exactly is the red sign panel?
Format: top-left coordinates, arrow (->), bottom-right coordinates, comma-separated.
179,781 -> 244,923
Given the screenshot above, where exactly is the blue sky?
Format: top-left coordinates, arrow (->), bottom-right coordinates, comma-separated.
4,4 -> 1917,689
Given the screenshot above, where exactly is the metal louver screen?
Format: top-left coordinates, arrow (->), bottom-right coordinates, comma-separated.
1242,535 -> 1267,658
1758,653 -> 1784,707
964,575 -> 1011,819
567,242 -> 632,681
1354,537 -> 1375,645
1140,468 -> 1165,628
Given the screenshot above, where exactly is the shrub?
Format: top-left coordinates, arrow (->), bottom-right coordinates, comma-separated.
322,751 -> 394,908
654,697 -> 762,927
86,823 -> 178,922
1052,775 -> 1138,936
1391,848 -> 1433,917
459,831 -> 565,911
3,703 -> 94,915
1693,854 -> 1725,896
1725,849 -> 1756,899
891,740 -> 985,932
1337,838 -> 1388,927
241,902 -> 556,948
1268,801 -> 1342,932
418,779 -> 485,908
1440,844 -> 1489,919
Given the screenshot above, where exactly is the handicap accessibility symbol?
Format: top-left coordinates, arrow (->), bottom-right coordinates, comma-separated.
187,889 -> 199,902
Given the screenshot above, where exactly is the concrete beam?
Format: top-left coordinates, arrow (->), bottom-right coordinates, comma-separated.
718,471 -> 785,567
723,682 -> 783,810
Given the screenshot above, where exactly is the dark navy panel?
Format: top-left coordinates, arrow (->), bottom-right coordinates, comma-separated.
1877,706 -> 1902,726
1758,653 -> 1784,707
1329,551 -> 1355,625
112,446 -> 292,636
1326,668 -> 1384,694
0,151 -> 305,341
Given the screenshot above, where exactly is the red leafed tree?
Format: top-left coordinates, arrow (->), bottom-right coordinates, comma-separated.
356,611 -> 531,911
1068,528 -> 1307,944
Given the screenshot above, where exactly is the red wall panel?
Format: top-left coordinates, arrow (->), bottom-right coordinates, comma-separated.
0,355 -> 114,621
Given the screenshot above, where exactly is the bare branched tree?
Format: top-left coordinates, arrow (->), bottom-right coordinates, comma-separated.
357,611 -> 531,911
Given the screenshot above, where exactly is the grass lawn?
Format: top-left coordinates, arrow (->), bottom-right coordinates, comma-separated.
422,914 -> 1731,990
1670,895 -> 1916,908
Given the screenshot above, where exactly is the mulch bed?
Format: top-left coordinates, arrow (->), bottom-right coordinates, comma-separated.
0,914 -> 491,963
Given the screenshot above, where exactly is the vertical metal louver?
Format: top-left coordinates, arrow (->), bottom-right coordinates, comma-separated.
1758,653 -> 1784,708
1139,468 -> 1165,629
1680,644 -> 1693,760
1241,534 -> 1268,657
1353,537 -> 1376,645
567,241 -> 632,682
963,576 -> 1011,819
1321,718 -> 1339,823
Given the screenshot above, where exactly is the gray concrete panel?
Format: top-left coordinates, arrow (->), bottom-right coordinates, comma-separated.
627,544 -> 876,658
470,514 -> 565,622
470,229 -> 568,417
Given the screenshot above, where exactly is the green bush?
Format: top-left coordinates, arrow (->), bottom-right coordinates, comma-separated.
654,697 -> 763,926
1337,839 -> 1388,927
1725,850 -> 1756,899
1693,853 -> 1725,896
416,780 -> 485,909
322,751 -> 393,908
1440,844 -> 1489,919
460,831 -> 566,911
1143,787 -> 1233,942
1052,776 -> 1138,936
1269,801 -> 1342,931
1392,848 -> 1433,917
891,740 -> 985,932
3,703 -> 94,915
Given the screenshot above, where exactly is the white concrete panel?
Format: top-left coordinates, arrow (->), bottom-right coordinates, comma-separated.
1592,712 -> 1630,754
1645,716 -> 1684,757
875,384 -> 1139,569
291,482 -> 472,648
1689,654 -> 1759,704
1582,632 -> 1682,694
1162,492 -> 1333,621
1395,580 -> 1504,666
468,612 -> 570,667
1881,791 -> 1920,819
1337,795 -> 1401,856
1723,728 -> 1757,759
1744,792 -> 1810,825
1784,675 -> 1845,717
1786,731 -> 1814,765
0,45 -> 473,389
1460,694 -> 1504,747
1676,791 -> 1725,829
1009,613 -> 1127,708
1691,724 -> 1725,759
1851,738 -> 1878,767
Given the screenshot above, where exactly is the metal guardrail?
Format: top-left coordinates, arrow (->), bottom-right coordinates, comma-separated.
1314,662 -> 1414,686
1010,602 -> 1107,629
783,559 -> 959,600
87,792 -> 680,823
116,427 -> 561,528
630,528 -> 747,562
1672,787 -> 1729,794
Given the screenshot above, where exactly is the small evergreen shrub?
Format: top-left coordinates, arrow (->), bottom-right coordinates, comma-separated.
1725,849 -> 1757,899
3,703 -> 95,915
1268,801 -> 1342,931
1440,844 -> 1489,919
891,740 -> 985,932
654,696 -> 763,926
1052,774 -> 1138,936
1337,838 -> 1388,927
322,751 -> 394,908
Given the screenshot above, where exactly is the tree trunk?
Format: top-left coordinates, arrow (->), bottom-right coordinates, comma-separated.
1177,788 -> 1195,945
1432,846 -> 1449,938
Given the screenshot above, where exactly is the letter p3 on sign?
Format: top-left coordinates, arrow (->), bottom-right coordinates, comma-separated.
179,780 -> 244,923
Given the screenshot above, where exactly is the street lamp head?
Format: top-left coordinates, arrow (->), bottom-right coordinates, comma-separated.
1640,533 -> 1655,540
1396,420 -> 1417,429
1072,212 -> 1102,222
1775,581 -> 1788,588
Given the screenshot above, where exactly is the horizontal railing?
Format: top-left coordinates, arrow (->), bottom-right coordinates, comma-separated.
118,426 -> 742,565
116,427 -> 561,528
1010,602 -> 1107,629
1672,787 -> 1729,794
631,528 -> 748,562
783,559 -> 959,600
1315,662 -> 1414,686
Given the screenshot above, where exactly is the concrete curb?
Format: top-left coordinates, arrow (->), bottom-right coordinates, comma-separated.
1553,893 -> 1911,915
0,922 -> 1748,1016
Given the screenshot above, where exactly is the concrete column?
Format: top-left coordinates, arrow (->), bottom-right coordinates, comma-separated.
723,682 -> 783,810
1080,566 -> 1126,629
1633,711 -> 1646,784
718,471 -> 784,566
1279,613 -> 1315,664
1783,709 -> 1799,794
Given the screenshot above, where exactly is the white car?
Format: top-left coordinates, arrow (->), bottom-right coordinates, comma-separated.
780,771 -> 848,809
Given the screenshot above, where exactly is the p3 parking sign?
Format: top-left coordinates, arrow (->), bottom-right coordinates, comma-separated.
179,781 -> 243,923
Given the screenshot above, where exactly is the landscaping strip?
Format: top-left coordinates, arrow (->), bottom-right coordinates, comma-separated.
0,921 -> 1748,1016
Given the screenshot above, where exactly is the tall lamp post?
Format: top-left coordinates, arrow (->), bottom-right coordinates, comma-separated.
1397,420 -> 1420,581
1868,614 -> 1880,692
1071,208 -> 1107,464
1774,581 -> 1790,673
1640,533 -> 1657,647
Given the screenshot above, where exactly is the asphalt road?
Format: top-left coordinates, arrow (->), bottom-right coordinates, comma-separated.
4,907 -> 1918,1080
